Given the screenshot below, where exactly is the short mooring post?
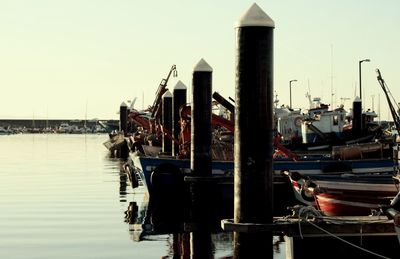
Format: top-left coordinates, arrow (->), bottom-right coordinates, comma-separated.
234,3 -> 275,258
162,90 -> 173,155
189,59 -> 214,259
173,81 -> 187,156
352,97 -> 362,134
119,102 -> 128,135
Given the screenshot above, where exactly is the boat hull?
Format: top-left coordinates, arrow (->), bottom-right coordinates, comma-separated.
125,154 -> 297,214
290,173 -> 399,216
125,153 -> 397,215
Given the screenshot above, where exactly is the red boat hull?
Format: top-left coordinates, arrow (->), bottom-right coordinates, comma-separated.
316,190 -> 396,216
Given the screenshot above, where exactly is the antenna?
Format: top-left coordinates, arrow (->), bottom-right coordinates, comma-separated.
378,94 -> 381,123
371,95 -> 375,111
340,97 -> 350,107
330,44 -> 334,108
305,79 -> 312,109
142,91 -> 144,110
274,91 -> 279,108
130,97 -> 137,110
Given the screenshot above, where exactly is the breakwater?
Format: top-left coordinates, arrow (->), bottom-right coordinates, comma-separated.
0,119 -> 117,129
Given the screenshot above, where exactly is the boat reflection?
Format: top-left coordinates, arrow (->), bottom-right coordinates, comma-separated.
123,197 -> 235,258
123,199 -> 286,258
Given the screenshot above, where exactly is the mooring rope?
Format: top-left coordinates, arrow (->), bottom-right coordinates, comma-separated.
294,206 -> 391,259
305,220 -> 392,259
296,206 -> 324,239
291,205 -> 393,258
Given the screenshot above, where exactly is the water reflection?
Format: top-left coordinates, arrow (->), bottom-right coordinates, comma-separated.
103,151 -> 290,258
108,152 -> 287,259
119,172 -> 128,202
123,190 -> 235,258
122,197 -> 287,258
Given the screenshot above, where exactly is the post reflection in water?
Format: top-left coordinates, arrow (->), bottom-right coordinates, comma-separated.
114,151 -> 283,258
121,180 -> 235,258
119,171 -> 128,202
118,166 -> 287,258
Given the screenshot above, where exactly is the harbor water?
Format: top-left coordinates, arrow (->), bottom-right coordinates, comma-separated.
0,134 -> 286,258
2,134 -> 398,258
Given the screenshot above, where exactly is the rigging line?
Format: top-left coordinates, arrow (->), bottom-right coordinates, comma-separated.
384,80 -> 400,112
304,220 -> 392,259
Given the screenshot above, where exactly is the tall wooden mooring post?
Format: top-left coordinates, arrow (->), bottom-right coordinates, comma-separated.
189,58 -> 214,259
234,3 -> 275,258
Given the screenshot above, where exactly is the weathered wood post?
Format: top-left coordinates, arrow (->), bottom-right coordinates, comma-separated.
189,58 -> 214,259
173,81 -> 187,156
119,102 -> 128,135
234,3 -> 274,258
352,97 -> 362,134
162,90 -> 173,155
191,58 -> 212,177
118,101 -> 129,158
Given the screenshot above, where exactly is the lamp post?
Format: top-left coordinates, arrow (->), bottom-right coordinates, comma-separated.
359,59 -> 370,101
289,79 -> 297,109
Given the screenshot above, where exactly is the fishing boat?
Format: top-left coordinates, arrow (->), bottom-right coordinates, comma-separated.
384,189 -> 400,245
120,64 -> 398,214
283,69 -> 400,216
381,173 -> 400,244
285,170 -> 400,216
124,140 -> 397,209
124,149 -> 234,198
278,96 -> 385,152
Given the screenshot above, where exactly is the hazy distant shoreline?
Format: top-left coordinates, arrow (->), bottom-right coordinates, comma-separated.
0,119 -> 117,129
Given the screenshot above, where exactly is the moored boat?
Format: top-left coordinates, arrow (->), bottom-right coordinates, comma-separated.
124,141 -> 397,212
286,170 -> 400,216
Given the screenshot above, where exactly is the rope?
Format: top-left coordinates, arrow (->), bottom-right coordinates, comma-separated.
297,206 -> 323,239
305,220 -> 392,259
288,205 -> 393,258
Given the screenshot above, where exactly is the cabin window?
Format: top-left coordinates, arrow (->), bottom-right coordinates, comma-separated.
333,115 -> 338,125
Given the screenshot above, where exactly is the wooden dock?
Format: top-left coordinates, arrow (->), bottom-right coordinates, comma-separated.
221,215 -> 396,238
222,208 -> 399,258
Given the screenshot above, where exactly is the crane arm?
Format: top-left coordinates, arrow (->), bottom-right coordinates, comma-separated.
150,65 -> 178,119
376,69 -> 400,133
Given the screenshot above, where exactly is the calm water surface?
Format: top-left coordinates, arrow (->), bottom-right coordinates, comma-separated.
2,134 -> 283,258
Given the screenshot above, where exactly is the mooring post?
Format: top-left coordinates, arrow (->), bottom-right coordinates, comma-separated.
234,3 -> 275,258
189,59 -> 214,259
173,80 -> 187,156
352,97 -> 362,134
162,90 -> 173,155
119,102 -> 128,135
191,58 -> 213,177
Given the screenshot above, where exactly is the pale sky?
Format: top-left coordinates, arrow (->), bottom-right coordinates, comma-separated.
1,0 -> 399,120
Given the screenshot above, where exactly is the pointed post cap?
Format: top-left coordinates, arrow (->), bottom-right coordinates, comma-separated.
120,101 -> 128,107
354,96 -> 361,102
236,3 -> 275,28
174,80 -> 187,90
194,58 -> 213,72
162,90 -> 172,98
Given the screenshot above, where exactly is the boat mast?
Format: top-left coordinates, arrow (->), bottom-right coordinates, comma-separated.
330,44 -> 334,108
